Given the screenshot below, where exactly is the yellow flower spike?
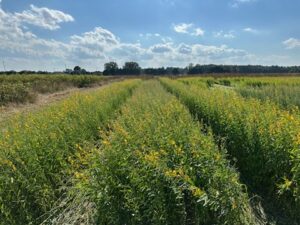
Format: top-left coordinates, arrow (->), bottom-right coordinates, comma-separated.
165,169 -> 177,178
1,159 -> 16,171
191,186 -> 205,198
175,147 -> 183,156
294,132 -> 300,145
169,140 -> 176,146
215,153 -> 221,161
102,140 -> 110,146
283,177 -> 293,190
144,151 -> 160,165
232,201 -> 237,209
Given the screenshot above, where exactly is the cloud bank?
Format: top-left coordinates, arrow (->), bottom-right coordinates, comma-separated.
1,3 -> 294,71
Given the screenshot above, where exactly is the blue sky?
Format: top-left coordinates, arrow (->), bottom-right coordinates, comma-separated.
0,0 -> 300,71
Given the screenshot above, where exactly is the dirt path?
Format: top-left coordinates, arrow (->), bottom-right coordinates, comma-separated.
0,81 -> 115,123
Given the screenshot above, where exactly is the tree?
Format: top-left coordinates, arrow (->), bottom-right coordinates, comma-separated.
73,66 -> 82,74
172,68 -> 180,75
123,62 -> 141,75
103,62 -> 119,75
64,69 -> 73,74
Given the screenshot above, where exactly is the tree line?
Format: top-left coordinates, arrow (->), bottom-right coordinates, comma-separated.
103,62 -> 300,75
1,62 -> 300,76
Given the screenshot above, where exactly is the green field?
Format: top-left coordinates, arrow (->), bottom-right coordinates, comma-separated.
0,76 -> 300,225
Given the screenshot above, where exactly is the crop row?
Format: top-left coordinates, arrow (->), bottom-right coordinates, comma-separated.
179,76 -> 300,110
160,78 -> 300,221
0,79 -> 140,225
87,81 -> 258,225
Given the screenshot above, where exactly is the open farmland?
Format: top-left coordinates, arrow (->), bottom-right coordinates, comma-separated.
0,76 -> 299,225
0,75 -> 111,106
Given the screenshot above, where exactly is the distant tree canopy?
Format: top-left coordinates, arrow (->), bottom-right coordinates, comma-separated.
103,62 -> 119,75
101,62 -> 300,76
103,62 -> 142,75
1,62 -> 300,76
123,62 -> 141,75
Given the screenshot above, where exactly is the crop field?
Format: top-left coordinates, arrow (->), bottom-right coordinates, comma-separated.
0,77 -> 300,225
0,75 -> 109,106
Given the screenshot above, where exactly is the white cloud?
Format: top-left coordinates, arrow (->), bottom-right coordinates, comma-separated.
283,38 -> 300,49
192,28 -> 205,37
173,23 -> 193,34
139,33 -> 173,43
243,27 -> 259,34
177,43 -> 192,54
0,4 -> 279,71
213,30 -> 235,39
15,5 -> 74,30
150,43 -> 173,53
230,0 -> 256,8
173,23 -> 204,37
70,27 -> 119,51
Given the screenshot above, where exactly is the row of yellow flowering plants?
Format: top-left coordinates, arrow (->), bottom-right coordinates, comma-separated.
178,76 -> 300,110
160,78 -> 300,221
88,81 -> 258,225
0,79 -> 140,225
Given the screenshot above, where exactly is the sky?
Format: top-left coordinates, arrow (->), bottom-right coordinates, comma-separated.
0,0 -> 300,71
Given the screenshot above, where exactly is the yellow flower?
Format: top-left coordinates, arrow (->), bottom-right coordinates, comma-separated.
215,153 -> 221,161
102,140 -> 110,146
191,186 -> 205,198
144,151 -> 160,165
1,159 -> 16,171
283,177 -> 293,189
232,201 -> 237,209
175,147 -> 183,155
169,140 -> 176,146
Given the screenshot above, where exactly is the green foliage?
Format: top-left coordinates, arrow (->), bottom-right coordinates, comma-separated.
160,78 -> 300,221
0,75 -> 107,105
0,80 -> 140,225
237,84 -> 300,110
0,82 -> 36,105
89,81 -> 257,225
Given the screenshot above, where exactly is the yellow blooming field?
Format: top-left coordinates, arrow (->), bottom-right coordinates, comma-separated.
161,77 -> 300,223
0,79 -> 140,224
1,77 -> 300,224
89,81 -> 258,225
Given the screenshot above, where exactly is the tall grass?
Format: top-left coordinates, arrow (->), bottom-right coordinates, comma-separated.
0,80 -> 140,225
